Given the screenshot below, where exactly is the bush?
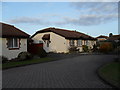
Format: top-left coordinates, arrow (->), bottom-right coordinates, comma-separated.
0,56 -> 8,63
37,47 -> 47,58
82,45 -> 88,52
92,44 -> 98,52
69,46 -> 79,53
18,52 -> 33,61
99,42 -> 113,53
113,46 -> 120,55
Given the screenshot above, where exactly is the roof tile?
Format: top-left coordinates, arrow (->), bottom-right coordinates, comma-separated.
32,27 -> 96,40
0,22 -> 30,38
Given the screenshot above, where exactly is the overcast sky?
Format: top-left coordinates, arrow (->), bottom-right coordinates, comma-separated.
2,2 -> 118,37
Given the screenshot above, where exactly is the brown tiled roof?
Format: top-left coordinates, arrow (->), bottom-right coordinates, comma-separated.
42,34 -> 50,40
0,22 -> 30,38
107,35 -> 120,41
96,35 -> 108,39
32,27 -> 96,40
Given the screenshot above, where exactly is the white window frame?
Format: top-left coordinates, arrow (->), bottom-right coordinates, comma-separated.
47,40 -> 49,47
69,40 -> 74,46
86,40 -> 89,46
8,38 -> 19,48
77,40 -> 82,46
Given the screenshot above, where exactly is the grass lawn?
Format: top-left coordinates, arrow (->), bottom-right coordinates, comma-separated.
98,62 -> 120,88
2,57 -> 54,69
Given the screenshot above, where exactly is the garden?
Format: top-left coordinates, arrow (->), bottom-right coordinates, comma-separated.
98,61 -> 120,88
1,47 -> 55,69
96,40 -> 120,88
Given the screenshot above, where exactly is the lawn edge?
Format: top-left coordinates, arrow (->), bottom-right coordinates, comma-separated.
2,54 -> 81,70
2,57 -> 57,70
96,62 -> 119,89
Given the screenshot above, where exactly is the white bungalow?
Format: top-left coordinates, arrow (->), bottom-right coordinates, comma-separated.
31,27 -> 96,53
0,22 -> 30,60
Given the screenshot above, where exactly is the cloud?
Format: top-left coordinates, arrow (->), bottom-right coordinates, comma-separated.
8,2 -> 118,26
63,14 -> 118,26
67,2 -> 118,25
55,2 -> 118,26
71,2 -> 118,14
8,17 -> 50,25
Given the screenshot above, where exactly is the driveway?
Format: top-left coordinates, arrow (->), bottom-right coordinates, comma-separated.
3,55 -> 116,88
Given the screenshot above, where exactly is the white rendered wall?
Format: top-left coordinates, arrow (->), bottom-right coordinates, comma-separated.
32,32 -> 96,53
32,32 -> 69,53
2,38 -> 27,60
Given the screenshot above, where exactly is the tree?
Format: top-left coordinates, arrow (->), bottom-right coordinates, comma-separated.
109,33 -> 113,37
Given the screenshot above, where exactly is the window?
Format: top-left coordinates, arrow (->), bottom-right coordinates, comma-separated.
86,40 -> 89,46
47,40 -> 49,47
69,40 -> 74,46
77,40 -> 82,46
39,40 -> 43,44
8,38 -> 19,48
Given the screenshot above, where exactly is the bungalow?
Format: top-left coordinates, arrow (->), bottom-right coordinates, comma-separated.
0,22 -> 30,60
107,35 -> 120,42
96,35 -> 108,41
31,27 -> 96,53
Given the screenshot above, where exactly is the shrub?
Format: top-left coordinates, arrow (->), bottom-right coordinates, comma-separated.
0,56 -> 8,63
69,46 -> 79,53
18,52 -> 33,61
37,47 -> 47,58
92,44 -> 98,52
99,42 -> 113,53
82,45 -> 88,52
113,46 -> 120,55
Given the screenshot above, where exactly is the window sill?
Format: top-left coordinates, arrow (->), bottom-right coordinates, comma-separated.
77,45 -> 82,47
70,45 -> 75,47
8,48 -> 19,50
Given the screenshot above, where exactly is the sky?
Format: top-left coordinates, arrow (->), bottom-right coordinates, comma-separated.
1,2 -> 119,37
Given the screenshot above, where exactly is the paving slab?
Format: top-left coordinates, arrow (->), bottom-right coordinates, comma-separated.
2,55 -> 116,88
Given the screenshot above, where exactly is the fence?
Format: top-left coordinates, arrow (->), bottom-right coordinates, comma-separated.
28,43 -> 43,54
